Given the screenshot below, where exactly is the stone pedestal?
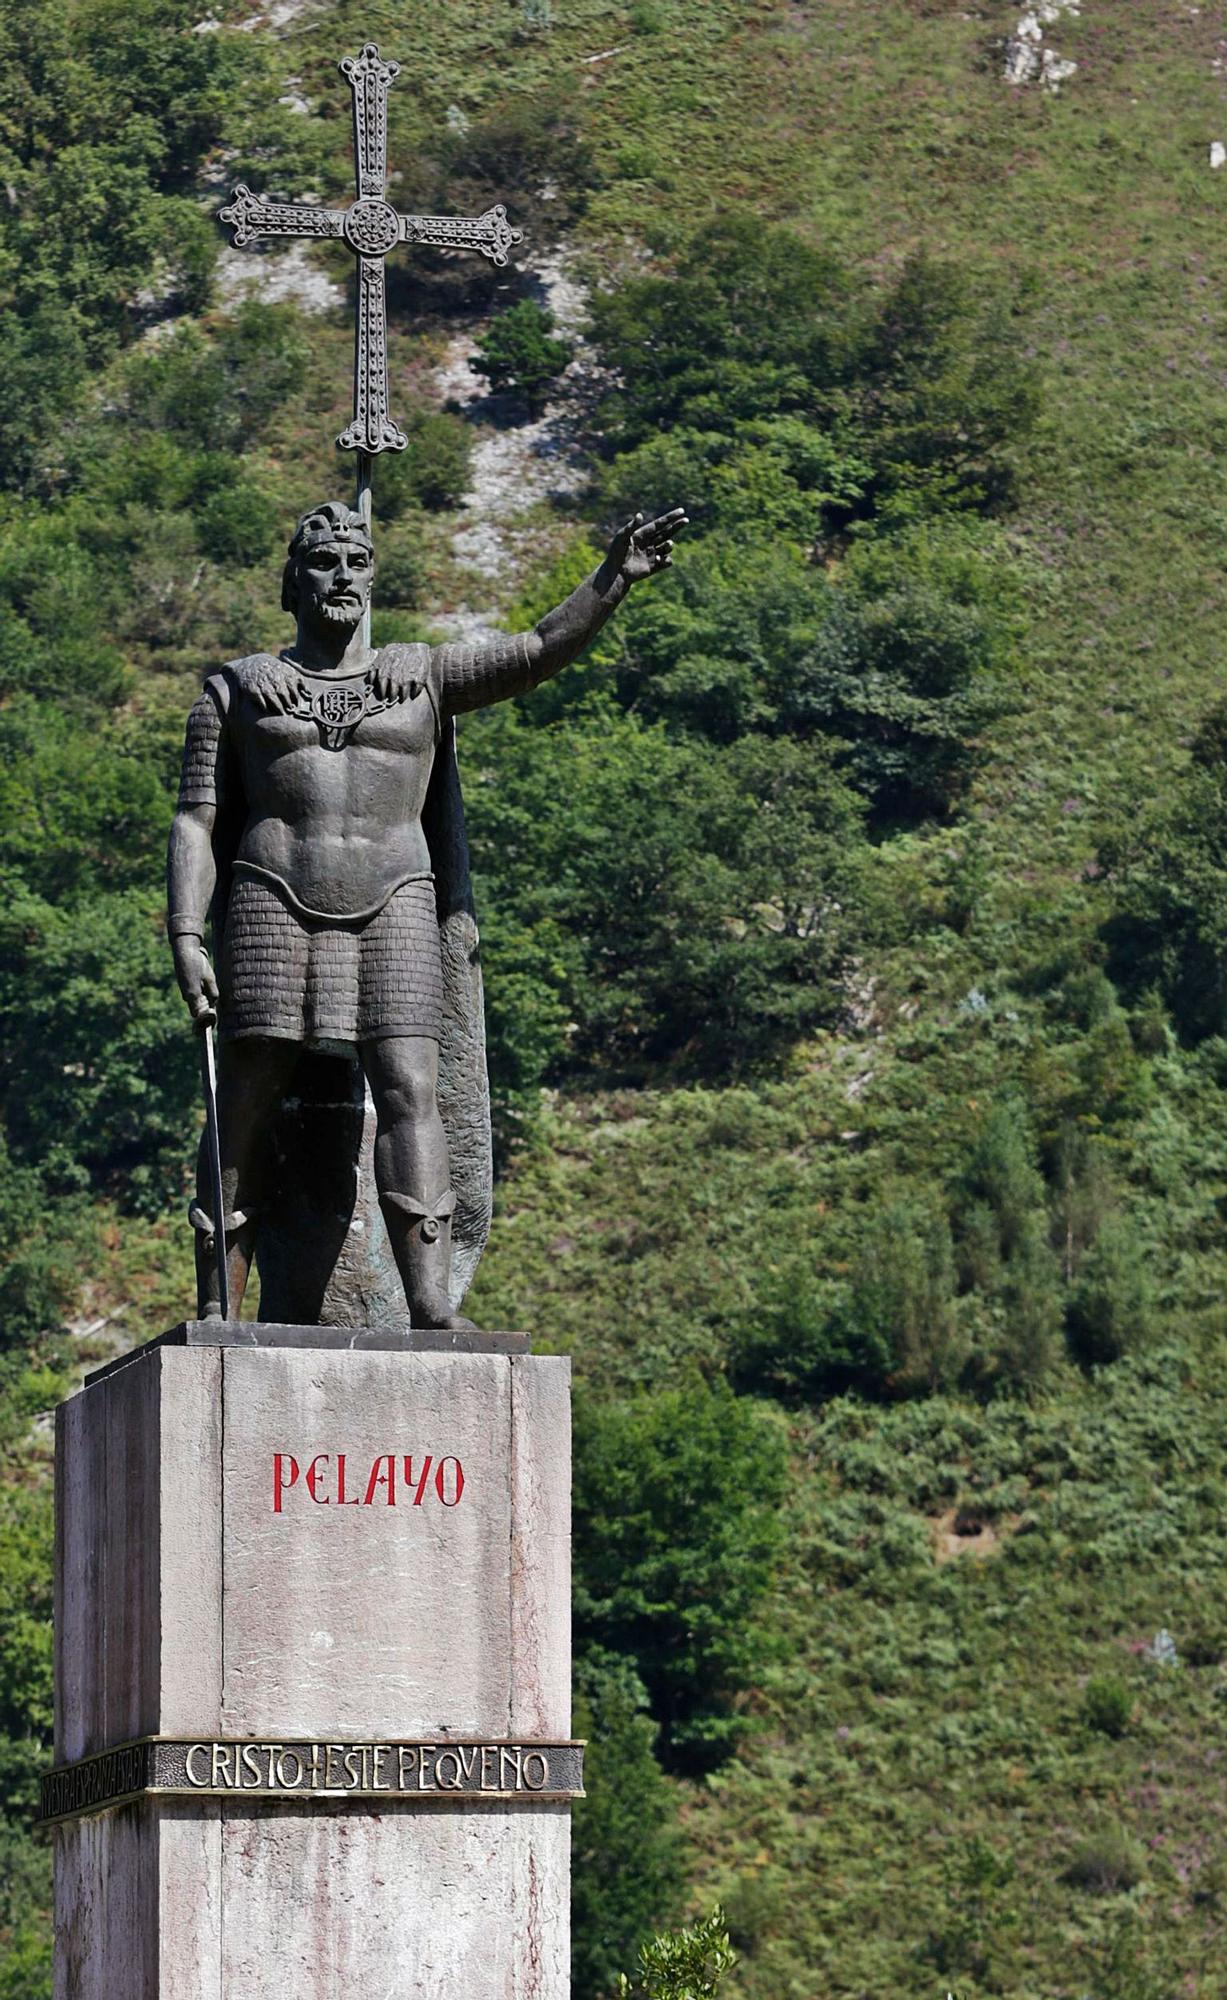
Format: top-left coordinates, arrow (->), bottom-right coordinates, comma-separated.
49,1336 -> 573,1997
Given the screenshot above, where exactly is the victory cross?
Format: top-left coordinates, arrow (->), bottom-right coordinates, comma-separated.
169,42 -> 687,1330
221,41 -> 522,458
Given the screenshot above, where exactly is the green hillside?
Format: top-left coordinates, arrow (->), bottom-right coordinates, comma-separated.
5,2 -> 1227,1995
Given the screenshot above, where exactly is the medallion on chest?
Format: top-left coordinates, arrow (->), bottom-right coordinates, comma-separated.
290,672 -> 420,751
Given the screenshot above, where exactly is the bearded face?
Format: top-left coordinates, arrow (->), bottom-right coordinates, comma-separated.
295,537 -> 374,633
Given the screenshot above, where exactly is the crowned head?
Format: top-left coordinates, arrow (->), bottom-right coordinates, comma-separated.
282,501 -> 374,632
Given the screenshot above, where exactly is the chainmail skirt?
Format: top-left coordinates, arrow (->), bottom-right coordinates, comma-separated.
220,872 -> 443,1046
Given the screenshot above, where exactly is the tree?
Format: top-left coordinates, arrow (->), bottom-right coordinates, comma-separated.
572,1385 -> 788,1769
588,215 -> 846,453
371,409 -> 473,518
467,698 -> 867,1085
470,300 -> 573,414
571,1651 -> 684,1998
588,218 -> 1036,527
1103,704 -> 1227,1044
796,523 -> 1020,821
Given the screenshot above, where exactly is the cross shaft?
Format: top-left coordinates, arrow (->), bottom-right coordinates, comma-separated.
220,43 -> 521,456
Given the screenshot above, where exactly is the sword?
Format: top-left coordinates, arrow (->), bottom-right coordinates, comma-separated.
198,1012 -> 230,1321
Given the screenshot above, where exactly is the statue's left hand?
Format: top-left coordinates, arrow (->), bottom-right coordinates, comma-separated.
607,508 -> 689,586
370,653 -> 420,703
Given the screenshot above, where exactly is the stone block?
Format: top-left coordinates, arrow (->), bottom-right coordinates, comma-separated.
52,1341 -> 571,1997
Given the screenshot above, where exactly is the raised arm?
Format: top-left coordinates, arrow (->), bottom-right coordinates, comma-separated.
432,509 -> 687,718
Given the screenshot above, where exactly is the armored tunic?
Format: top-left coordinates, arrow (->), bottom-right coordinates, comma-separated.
177,634 -> 546,1046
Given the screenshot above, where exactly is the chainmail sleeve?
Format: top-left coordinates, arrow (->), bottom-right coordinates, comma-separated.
176,684 -> 228,808
432,633 -> 541,719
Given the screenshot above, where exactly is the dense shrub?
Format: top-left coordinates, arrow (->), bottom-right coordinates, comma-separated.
1066,1220 -> 1156,1368
731,1195 -> 964,1402
0,6 -> 315,482
571,1650 -> 684,1999
617,1909 -> 736,2000
1081,1675 -> 1133,1738
388,89 -> 596,312
1063,1824 -> 1146,1896
467,700 -> 867,1082
588,219 -> 1037,526
573,1385 -> 788,1769
1104,707 -> 1227,1044
470,300 -> 573,414
795,524 -> 1018,818
587,216 -> 849,455
372,410 -> 473,518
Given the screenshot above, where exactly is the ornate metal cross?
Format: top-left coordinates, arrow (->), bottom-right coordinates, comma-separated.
220,43 -> 521,459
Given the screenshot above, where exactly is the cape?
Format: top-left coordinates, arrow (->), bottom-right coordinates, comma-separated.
419,717 -> 494,1308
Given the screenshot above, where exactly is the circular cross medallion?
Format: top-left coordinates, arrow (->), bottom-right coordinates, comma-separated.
313,684 -> 366,728
343,197 -> 400,257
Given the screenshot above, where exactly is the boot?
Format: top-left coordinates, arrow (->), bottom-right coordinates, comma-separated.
190,1201 -> 257,1321
379,1189 -> 477,1332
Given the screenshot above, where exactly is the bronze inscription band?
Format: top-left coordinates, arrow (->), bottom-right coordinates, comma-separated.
39,1738 -> 585,1824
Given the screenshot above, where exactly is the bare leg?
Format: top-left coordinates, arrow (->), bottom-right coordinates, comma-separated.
361,1034 -> 476,1331
194,1036 -> 300,1318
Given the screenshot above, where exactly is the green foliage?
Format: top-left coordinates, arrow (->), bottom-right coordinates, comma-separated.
920,1836 -> 1018,1986
585,223 -> 1028,831
599,418 -> 871,550
1066,1219 -> 1157,1368
732,1193 -> 964,1402
0,3 -> 313,500
391,86 -> 594,304
0,1137 -> 87,1357
0,1479 -> 55,1988
856,252 -> 1038,519
596,536 -> 832,741
731,1097 -> 1072,1407
195,478 -> 279,565
573,1385 -> 787,1769
0,1485 -> 53,1751
952,1101 -> 1064,1394
0,699 -> 193,1211
1104,709 -> 1227,1045
571,1650 -> 685,1999
837,1197 -> 966,1396
372,410 -> 473,519
0,1922 -> 50,2000
1082,1674 -> 1134,1738
470,300 -> 573,414
617,1908 -> 736,2000
588,218 -> 1036,527
797,523 -> 1019,818
119,307 -> 311,457
1064,1822 -> 1147,1896
374,521 -> 426,609
467,699 -> 867,1084
587,217 -> 848,455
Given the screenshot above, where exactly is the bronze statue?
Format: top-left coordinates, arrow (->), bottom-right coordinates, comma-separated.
167,501 -> 686,1326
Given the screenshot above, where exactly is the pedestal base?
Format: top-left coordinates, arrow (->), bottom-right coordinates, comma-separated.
56,1800 -> 570,1997
51,1337 -> 572,1997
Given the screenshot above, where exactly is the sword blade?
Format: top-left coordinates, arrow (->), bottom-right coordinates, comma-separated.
199,1022 -> 230,1322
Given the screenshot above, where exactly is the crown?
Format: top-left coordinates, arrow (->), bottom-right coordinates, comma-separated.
288,502 -> 373,559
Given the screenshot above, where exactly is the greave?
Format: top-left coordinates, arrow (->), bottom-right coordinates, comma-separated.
190,1201 -> 256,1320
378,1189 -> 474,1331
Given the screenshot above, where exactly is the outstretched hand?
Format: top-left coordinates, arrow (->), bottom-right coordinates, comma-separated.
607,507 -> 689,586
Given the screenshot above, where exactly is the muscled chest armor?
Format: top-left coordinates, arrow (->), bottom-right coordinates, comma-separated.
223,655 -> 442,922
